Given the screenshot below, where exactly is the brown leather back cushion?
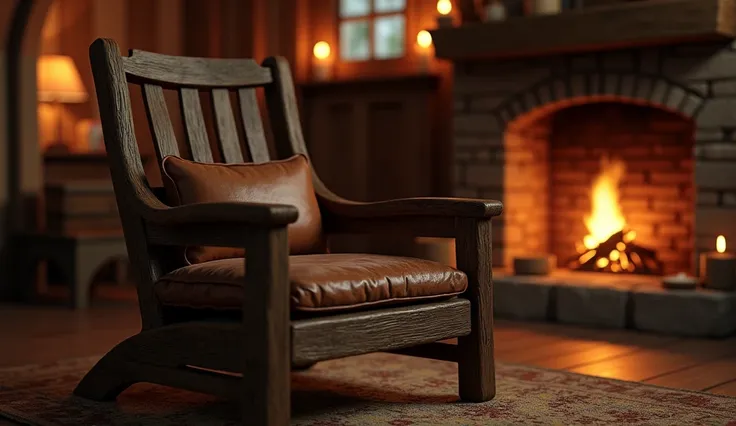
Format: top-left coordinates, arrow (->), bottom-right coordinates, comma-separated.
161,154 -> 325,264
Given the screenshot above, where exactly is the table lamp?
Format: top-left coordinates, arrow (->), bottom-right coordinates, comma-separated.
37,55 -> 88,152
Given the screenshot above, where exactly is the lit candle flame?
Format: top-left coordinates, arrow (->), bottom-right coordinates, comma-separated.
717,235 -> 726,254
437,0 -> 452,15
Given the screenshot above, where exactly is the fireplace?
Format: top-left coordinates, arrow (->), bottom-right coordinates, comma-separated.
503,100 -> 694,276
451,44 -> 736,279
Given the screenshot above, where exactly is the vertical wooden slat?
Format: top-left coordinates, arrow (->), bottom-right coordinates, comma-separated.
142,84 -> 179,162
179,87 -> 214,162
211,89 -> 244,163
238,88 -> 270,163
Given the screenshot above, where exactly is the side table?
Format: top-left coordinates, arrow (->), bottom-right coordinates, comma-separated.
14,232 -> 128,309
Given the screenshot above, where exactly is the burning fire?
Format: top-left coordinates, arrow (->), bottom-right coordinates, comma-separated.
570,156 -> 662,274
583,157 -> 626,249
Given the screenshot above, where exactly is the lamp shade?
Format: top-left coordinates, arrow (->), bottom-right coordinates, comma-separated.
37,55 -> 88,103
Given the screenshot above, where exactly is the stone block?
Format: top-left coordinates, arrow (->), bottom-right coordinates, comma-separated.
663,47 -> 736,81
697,191 -> 719,206
665,86 -> 687,112
632,286 -> 736,337
635,76 -> 654,101
695,207 -> 736,237
695,128 -> 725,142
570,74 -> 587,98
536,83 -> 554,105
603,73 -> 620,96
650,80 -> 670,105
454,114 -> 503,135
465,164 -> 503,187
523,91 -> 539,112
602,51 -> 635,72
551,78 -> 568,101
620,74 -> 636,99
711,80 -> 736,96
639,48 -> 661,74
468,95 -> 506,112
695,143 -> 736,160
695,161 -> 736,189
679,94 -> 704,118
494,274 -> 554,320
696,99 -> 736,127
556,282 -> 631,328
570,55 -> 597,72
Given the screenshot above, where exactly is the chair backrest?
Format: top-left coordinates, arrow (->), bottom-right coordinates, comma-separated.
88,38 -> 326,329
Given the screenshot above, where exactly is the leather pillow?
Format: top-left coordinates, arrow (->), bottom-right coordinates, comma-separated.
161,154 -> 325,264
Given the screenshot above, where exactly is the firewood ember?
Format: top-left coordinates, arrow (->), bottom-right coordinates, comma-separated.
567,229 -> 663,275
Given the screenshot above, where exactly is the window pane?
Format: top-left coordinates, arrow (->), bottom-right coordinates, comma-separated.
340,0 -> 370,18
340,20 -> 370,61
374,0 -> 405,13
374,14 -> 405,59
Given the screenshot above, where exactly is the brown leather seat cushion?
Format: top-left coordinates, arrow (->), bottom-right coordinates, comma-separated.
155,254 -> 468,312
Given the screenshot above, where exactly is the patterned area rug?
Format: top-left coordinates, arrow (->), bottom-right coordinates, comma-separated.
1,353 -> 735,425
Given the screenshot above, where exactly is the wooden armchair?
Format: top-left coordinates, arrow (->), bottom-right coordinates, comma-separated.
75,38 -> 503,425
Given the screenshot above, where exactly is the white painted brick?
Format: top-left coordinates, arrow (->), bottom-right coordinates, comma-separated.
468,95 -> 506,112
454,114 -> 503,135
465,164 -> 503,187
695,143 -> 736,159
695,128 -> 725,142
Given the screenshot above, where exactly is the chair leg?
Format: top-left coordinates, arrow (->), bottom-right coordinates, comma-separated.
242,228 -> 291,426
74,351 -> 134,401
456,219 -> 496,402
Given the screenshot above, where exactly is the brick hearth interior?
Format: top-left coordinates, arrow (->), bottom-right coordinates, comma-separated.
453,42 -> 736,277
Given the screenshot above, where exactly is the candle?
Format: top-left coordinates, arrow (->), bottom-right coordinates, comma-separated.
534,0 -> 562,14
700,235 -> 736,291
312,41 -> 332,82
416,30 -> 433,73
436,0 -> 453,27
513,254 -> 556,276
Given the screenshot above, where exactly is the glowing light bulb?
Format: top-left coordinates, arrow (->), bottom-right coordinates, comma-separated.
313,41 -> 331,60
416,30 -> 432,49
717,235 -> 726,254
437,0 -> 452,15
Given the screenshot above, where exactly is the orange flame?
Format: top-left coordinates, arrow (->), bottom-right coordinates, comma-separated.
583,157 -> 627,248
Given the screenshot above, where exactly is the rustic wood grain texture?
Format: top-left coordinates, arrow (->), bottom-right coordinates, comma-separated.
455,218 -> 496,402
431,0 -> 735,61
238,88 -> 270,163
243,228 -> 290,426
211,88 -> 244,164
123,49 -> 273,88
179,88 -> 214,162
142,84 -> 180,160
292,299 -> 471,365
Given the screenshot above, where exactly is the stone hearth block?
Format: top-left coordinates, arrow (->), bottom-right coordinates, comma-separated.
632,286 -> 736,337
555,279 -> 635,329
494,275 -> 554,320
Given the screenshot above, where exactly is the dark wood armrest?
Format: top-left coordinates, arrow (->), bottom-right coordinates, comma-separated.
142,201 -> 299,227
320,196 -> 503,219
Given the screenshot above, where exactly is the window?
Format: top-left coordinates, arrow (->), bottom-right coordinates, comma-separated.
339,0 -> 406,62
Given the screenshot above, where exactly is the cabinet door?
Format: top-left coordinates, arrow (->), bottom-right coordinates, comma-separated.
301,76 -> 440,255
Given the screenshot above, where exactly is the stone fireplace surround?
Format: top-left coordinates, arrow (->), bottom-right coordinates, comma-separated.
449,42 -> 736,337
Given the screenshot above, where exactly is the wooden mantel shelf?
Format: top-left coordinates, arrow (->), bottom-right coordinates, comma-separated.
430,0 -> 736,61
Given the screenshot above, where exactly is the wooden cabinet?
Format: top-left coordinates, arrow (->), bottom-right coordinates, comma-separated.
299,75 -> 447,255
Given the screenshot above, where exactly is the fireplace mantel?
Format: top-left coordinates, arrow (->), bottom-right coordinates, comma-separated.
430,0 -> 736,61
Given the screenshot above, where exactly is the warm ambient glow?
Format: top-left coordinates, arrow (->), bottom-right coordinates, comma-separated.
583,157 -> 627,248
717,235 -> 726,254
313,41 -> 331,60
37,55 -> 88,103
416,30 -> 432,49
437,0 -> 452,15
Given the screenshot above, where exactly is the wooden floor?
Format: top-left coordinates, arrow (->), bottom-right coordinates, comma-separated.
1,300 -> 736,397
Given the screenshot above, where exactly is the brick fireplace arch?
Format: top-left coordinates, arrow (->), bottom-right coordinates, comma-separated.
453,44 -> 736,275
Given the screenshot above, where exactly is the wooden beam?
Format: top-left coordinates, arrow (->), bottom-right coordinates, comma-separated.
431,0 -> 736,61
